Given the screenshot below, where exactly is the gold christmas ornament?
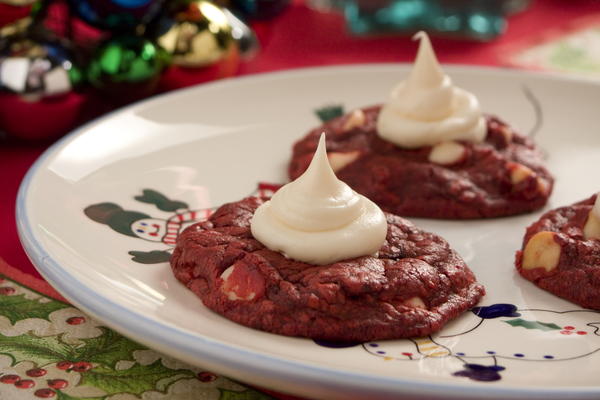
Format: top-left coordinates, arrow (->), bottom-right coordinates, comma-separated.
0,0 -> 37,5
157,1 -> 238,68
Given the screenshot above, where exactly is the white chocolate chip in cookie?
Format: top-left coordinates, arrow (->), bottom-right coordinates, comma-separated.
508,162 -> 535,185
327,150 -> 361,172
536,177 -> 550,196
499,125 -> 513,144
404,296 -> 426,309
522,231 -> 561,272
220,265 -> 235,280
584,195 -> 600,240
584,212 -> 600,240
428,141 -> 466,165
341,109 -> 366,132
220,266 -> 256,301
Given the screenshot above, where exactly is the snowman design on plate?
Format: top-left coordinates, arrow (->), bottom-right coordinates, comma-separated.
316,303 -> 600,382
83,183 -> 280,263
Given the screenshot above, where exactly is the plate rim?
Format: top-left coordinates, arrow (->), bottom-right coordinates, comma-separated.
16,63 -> 600,400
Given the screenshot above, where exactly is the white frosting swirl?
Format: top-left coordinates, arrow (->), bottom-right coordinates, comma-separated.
250,134 -> 388,265
376,31 -> 486,149
592,193 -> 600,219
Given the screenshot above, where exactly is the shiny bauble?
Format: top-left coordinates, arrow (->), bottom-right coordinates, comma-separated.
68,0 -> 165,31
0,26 -> 87,141
0,34 -> 83,100
0,90 -> 89,141
156,1 -> 238,67
86,35 -> 169,101
153,1 -> 241,90
222,7 -> 259,59
230,0 -> 290,19
0,0 -> 37,5
0,2 -> 34,27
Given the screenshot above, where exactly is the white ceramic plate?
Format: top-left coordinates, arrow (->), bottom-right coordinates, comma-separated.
17,65 -> 600,400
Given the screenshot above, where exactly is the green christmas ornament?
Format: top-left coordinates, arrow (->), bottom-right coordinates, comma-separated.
87,35 -> 169,100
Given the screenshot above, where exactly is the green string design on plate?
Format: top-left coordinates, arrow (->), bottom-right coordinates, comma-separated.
503,318 -> 561,331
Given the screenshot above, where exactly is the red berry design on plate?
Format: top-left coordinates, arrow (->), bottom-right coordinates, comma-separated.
47,379 -> 68,389
66,316 -> 86,325
0,287 -> 16,295
34,388 -> 56,398
72,361 -> 93,372
26,368 -> 47,377
564,326 -> 575,330
56,361 -> 73,370
197,371 -> 217,382
577,331 -> 587,335
0,374 -> 21,384
15,379 -> 35,389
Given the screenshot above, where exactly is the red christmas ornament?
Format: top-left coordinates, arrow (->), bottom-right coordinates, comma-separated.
0,91 -> 88,141
0,30 -> 89,141
0,2 -> 34,27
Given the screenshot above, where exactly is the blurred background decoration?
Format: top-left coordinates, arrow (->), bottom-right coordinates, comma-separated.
0,0 -> 534,141
0,0 -> 286,140
308,0 -> 530,41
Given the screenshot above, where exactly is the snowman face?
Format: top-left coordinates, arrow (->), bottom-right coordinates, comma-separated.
131,218 -> 167,242
363,306 -> 600,362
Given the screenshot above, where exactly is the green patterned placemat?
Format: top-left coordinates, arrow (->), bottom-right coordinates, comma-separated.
0,260 -> 276,400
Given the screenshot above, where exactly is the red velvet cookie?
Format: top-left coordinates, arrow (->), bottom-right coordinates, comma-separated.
516,194 -> 600,310
288,106 -> 553,219
170,196 -> 485,342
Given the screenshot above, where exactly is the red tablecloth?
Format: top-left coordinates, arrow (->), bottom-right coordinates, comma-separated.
1,0 -> 598,291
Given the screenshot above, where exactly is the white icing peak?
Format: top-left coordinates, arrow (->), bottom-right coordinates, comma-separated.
593,194 -> 600,219
403,31 -> 453,121
376,31 -> 486,148
250,134 -> 388,265
270,134 -> 362,232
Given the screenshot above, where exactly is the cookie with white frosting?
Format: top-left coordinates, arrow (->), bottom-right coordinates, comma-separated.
289,32 -> 553,219
171,135 -> 485,341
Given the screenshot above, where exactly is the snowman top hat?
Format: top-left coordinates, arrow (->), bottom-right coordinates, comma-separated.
84,202 -> 150,237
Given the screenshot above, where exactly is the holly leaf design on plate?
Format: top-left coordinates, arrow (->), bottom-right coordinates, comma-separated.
71,328 -> 147,367
80,360 -> 195,396
219,388 -> 275,400
0,332 -> 73,365
503,318 -> 561,331
0,293 -> 69,324
128,250 -> 172,264
315,105 -> 344,122
134,189 -> 188,212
